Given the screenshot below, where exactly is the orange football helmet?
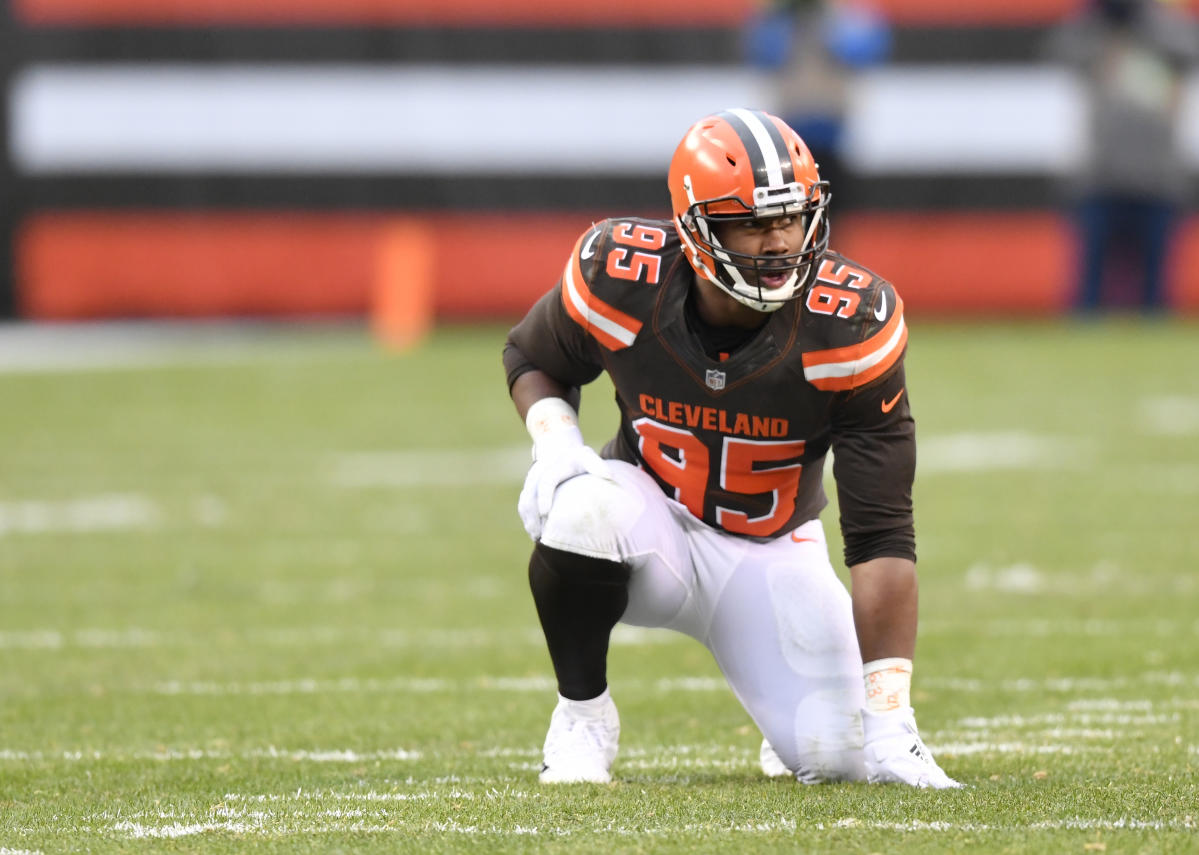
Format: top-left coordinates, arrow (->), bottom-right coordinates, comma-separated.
668,108 -> 830,312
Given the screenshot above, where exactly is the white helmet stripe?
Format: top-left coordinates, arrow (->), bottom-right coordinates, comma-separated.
725,107 -> 787,188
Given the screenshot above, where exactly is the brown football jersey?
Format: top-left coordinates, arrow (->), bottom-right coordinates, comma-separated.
504,217 -> 915,566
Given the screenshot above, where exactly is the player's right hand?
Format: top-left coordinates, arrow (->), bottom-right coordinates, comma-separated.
517,443 -> 612,541
862,707 -> 962,789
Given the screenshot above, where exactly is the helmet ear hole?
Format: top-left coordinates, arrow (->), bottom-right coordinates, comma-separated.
725,155 -> 737,167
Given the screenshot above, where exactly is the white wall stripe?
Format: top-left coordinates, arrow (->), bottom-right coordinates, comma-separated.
10,65 -> 768,174
11,64 -> 1199,174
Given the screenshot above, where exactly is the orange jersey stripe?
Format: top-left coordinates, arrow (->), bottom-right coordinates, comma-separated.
802,296 -> 908,391
559,230 -> 642,351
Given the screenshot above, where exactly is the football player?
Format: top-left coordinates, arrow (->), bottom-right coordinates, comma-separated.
502,108 -> 960,789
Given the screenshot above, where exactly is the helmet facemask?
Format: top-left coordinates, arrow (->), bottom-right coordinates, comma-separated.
678,178 -> 830,313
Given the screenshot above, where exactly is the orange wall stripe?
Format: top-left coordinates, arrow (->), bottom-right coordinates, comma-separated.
833,212 -> 1076,315
16,211 -> 1199,322
873,0 -> 1199,25
14,0 -> 755,27
20,0 -> 1196,26
18,212 -> 380,319
869,0 -> 1078,25
428,213 -> 607,319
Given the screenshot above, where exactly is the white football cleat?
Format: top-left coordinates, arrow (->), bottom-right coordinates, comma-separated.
759,738 -> 791,778
539,690 -> 620,784
862,707 -> 963,789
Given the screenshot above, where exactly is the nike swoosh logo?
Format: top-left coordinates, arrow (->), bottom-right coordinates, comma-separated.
791,532 -> 817,543
881,388 -> 905,413
874,291 -> 888,322
580,230 -> 600,259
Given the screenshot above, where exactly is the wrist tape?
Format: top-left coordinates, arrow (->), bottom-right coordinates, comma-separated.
525,397 -> 583,461
863,657 -> 912,714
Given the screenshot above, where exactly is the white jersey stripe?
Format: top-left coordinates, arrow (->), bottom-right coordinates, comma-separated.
727,107 -> 784,188
562,257 -> 638,348
803,316 -> 908,381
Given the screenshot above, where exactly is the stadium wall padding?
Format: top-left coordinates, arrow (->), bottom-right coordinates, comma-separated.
5,2 -> 1199,320
18,211 -> 1199,321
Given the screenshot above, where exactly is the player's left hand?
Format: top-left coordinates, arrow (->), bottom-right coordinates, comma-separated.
517,443 -> 612,541
862,707 -> 963,789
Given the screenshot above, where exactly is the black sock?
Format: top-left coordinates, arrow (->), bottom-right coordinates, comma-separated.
528,543 -> 631,701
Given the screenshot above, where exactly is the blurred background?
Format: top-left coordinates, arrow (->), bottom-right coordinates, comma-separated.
1,0 -> 1198,331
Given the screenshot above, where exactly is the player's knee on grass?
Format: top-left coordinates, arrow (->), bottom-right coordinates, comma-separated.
539,472 -> 642,562
769,690 -> 868,784
791,745 -> 868,784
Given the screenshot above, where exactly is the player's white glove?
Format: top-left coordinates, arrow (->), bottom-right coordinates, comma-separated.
862,707 -> 962,789
517,397 -> 613,541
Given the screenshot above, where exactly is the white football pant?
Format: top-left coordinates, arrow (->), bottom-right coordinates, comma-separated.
539,461 -> 867,783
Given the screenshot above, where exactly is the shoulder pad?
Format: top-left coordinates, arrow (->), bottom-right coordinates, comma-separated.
558,218 -> 676,352
800,253 -> 908,392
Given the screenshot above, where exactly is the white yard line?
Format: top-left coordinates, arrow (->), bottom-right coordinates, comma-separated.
920,618 -> 1199,638
0,747 -> 420,762
0,719 -> 1178,766
0,624 -> 682,651
1,670 -> 1189,696
916,431 -> 1093,473
4,619 -> 1193,651
923,673 -> 1199,692
146,676 -> 735,696
0,494 -> 161,537
0,319 -> 361,374
96,815 -> 1196,839
146,672 -> 1197,697
329,449 -> 531,488
953,712 -> 1179,728
330,431 -> 1101,490
1138,395 -> 1199,436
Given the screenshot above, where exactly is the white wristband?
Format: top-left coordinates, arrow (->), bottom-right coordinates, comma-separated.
525,397 -> 583,461
863,657 -> 912,714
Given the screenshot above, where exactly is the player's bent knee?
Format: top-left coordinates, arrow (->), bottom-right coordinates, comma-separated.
539,473 -> 642,562
780,691 -> 868,783
792,746 -> 867,784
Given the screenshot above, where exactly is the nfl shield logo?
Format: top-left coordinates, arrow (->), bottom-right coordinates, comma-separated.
705,369 -> 726,391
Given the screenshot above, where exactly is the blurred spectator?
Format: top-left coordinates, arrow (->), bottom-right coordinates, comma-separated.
1048,0 -> 1198,314
744,0 -> 891,210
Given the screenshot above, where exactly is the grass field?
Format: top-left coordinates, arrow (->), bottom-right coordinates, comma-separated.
0,317 -> 1196,854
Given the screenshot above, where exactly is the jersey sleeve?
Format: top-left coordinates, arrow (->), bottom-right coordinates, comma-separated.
802,277 -> 908,393
823,277 -> 916,566
503,222 -> 614,392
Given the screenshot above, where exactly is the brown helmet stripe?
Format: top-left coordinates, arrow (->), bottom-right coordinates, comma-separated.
716,108 -> 795,189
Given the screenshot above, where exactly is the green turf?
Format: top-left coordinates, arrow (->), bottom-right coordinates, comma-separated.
0,317 -> 1196,853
